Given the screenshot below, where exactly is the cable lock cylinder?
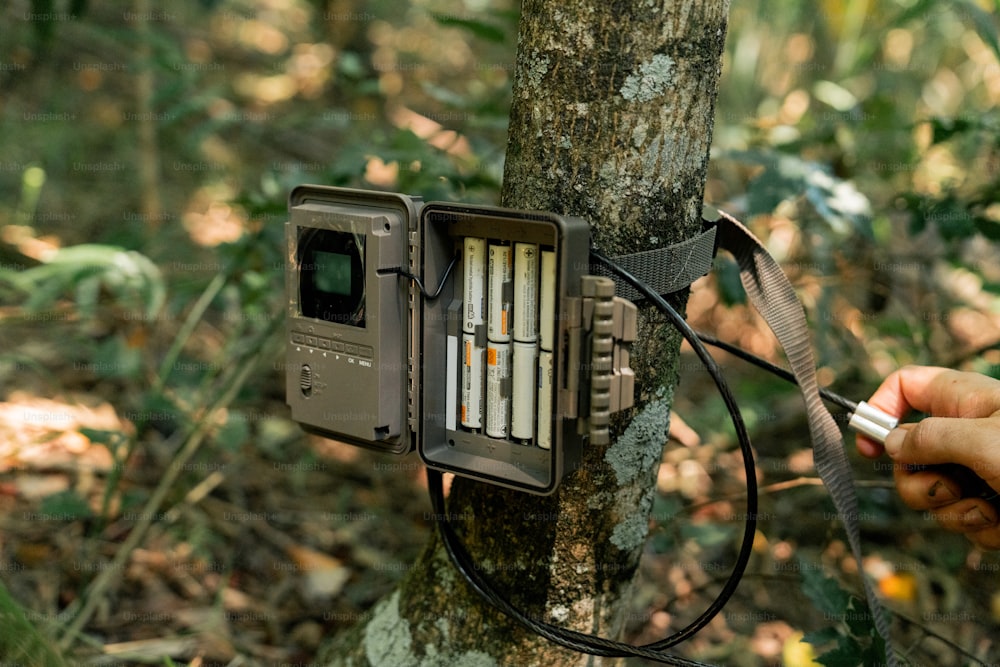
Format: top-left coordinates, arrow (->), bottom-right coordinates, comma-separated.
848,401 -> 900,444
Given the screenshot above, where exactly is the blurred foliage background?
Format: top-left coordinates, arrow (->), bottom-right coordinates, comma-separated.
1,0 -> 1000,665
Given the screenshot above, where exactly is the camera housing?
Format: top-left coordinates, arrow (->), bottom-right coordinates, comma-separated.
417,202 -> 590,494
286,185 -> 615,494
285,186 -> 419,454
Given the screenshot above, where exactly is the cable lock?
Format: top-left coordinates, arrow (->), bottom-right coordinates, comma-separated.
427,243 -> 901,665
429,249 -> 759,665
848,401 -> 900,444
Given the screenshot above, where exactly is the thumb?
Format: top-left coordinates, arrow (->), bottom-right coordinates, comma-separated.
885,418 -> 1000,489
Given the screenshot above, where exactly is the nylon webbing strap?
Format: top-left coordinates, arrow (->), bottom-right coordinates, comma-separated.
600,225 -> 718,301
713,211 -> 896,665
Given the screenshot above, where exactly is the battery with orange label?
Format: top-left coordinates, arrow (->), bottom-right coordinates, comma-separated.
485,341 -> 512,438
487,242 -> 512,342
461,332 -> 485,430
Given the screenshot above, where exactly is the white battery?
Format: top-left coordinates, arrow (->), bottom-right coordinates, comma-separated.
485,341 -> 512,438
463,237 -> 486,334
461,332 -> 485,430
513,242 -> 538,342
445,334 -> 458,431
536,350 -> 553,450
487,242 -> 513,342
538,249 -> 556,352
510,340 -> 537,442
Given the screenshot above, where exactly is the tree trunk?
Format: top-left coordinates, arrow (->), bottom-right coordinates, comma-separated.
320,0 -> 729,664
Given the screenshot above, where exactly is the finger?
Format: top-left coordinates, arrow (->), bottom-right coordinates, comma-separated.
855,437 -> 883,459
884,417 -> 1000,491
865,365 -> 952,419
855,433 -> 884,459
859,365 -> 1000,459
925,498 -> 998,534
893,467 -> 961,510
967,524 -> 1000,550
857,366 -> 947,458
870,366 -> 1000,420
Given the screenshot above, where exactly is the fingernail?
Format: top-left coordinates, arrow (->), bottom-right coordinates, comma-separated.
966,508 -> 995,528
884,428 -> 905,457
928,480 -> 957,503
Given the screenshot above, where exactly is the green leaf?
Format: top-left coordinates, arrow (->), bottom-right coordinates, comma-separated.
40,490 -> 93,520
216,411 -> 250,451
735,151 -> 807,216
136,392 -> 186,432
724,150 -> 872,236
925,199 -> 977,241
0,579 -> 69,667
8,244 -> 165,320
69,0 -> 88,18
901,193 -> 929,235
955,0 -> 1000,63
30,0 -> 57,51
929,116 -> 977,145
714,256 -> 746,306
843,597 -> 876,638
337,51 -> 366,79
77,428 -> 127,448
803,168 -> 873,237
802,626 -> 842,648
679,521 -> 735,548
888,0 -> 940,30
91,336 -> 143,380
799,561 -> 852,618
864,630 -> 888,667
815,634 -> 865,667
430,13 -> 506,43
975,216 -> 1000,241
421,81 -> 472,109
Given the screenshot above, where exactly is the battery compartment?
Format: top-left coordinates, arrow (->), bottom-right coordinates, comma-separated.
418,204 -> 590,494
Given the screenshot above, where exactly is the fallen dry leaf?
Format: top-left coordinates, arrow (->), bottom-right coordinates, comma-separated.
284,543 -> 352,599
0,392 -> 125,474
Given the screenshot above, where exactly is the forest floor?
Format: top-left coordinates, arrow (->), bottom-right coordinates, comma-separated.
2,286 -> 1000,666
3,0 -> 1000,665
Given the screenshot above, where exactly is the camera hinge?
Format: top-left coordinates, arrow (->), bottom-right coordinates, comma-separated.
406,229 -> 421,435
563,276 -> 637,445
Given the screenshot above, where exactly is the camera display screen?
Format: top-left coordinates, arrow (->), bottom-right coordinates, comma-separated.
312,250 -> 353,296
298,228 -> 365,327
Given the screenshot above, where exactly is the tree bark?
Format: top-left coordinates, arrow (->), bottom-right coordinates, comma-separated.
321,0 -> 729,664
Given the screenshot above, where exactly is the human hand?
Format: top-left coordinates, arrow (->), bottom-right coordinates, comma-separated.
855,365 -> 1000,550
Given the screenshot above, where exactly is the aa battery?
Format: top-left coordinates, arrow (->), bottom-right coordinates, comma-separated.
445,334 -> 458,431
485,341 -> 512,438
538,249 -> 556,352
536,350 -> 554,450
536,250 -> 557,449
487,242 -> 512,342
511,341 -> 537,442
463,237 -> 486,333
461,332 -> 485,430
512,243 -> 538,342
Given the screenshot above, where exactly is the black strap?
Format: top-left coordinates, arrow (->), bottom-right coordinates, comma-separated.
598,213 -> 896,662
712,211 -> 896,665
599,226 -> 718,300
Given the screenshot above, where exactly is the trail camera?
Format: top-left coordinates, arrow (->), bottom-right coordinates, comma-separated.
285,185 -> 636,494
